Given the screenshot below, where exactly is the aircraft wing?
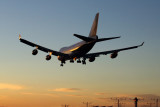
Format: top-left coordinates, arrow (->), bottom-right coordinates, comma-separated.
19,35 -> 68,57
84,42 -> 144,58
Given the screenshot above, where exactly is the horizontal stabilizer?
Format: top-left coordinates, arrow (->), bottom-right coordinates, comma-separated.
73,34 -> 95,42
96,36 -> 121,42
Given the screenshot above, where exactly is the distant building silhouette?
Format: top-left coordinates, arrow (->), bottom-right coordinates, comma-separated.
134,97 -> 138,107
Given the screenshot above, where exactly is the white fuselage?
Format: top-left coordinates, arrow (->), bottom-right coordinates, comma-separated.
58,41 -> 96,61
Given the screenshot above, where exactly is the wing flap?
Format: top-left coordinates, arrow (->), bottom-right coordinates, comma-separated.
85,42 -> 144,58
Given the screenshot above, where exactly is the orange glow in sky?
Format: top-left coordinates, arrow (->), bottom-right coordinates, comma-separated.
0,0 -> 160,107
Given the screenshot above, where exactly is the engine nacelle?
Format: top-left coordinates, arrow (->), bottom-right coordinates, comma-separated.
46,55 -> 51,61
89,57 -> 95,62
32,49 -> 38,55
110,52 -> 118,59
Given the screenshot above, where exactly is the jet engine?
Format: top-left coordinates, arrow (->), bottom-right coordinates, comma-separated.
46,55 -> 51,61
89,57 -> 95,62
110,52 -> 118,59
32,49 -> 38,55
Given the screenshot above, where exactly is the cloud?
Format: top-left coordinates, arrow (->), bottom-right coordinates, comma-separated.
0,95 -> 7,100
49,88 -> 81,92
42,93 -> 59,97
116,94 -> 136,98
95,93 -> 108,95
114,94 -> 160,100
21,92 -> 34,95
96,94 -> 160,101
67,94 -> 83,97
0,83 -> 23,90
21,92 -> 59,97
137,94 -> 160,99
97,97 -> 109,100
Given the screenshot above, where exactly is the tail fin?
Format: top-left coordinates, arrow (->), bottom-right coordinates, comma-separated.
89,13 -> 99,38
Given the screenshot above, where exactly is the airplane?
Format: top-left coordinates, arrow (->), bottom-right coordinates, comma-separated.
19,13 -> 144,66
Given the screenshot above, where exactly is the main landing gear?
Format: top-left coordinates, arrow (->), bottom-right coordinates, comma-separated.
82,60 -> 86,65
60,58 -> 86,67
60,60 -> 65,67
70,59 -> 74,63
77,58 -> 86,65
77,59 -> 81,63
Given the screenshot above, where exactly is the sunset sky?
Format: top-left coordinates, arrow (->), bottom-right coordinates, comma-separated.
0,0 -> 160,107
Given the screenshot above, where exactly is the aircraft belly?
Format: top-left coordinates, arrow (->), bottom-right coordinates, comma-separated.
70,42 -> 95,58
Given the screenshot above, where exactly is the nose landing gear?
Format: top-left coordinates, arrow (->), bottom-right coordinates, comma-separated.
82,60 -> 86,65
82,57 -> 86,65
60,60 -> 66,67
60,63 -> 63,67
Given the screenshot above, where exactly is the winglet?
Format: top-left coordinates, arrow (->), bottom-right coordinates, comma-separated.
19,34 -> 21,40
139,42 -> 144,47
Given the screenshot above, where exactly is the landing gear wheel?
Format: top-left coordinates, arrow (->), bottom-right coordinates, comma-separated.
77,59 -> 81,63
82,60 -> 86,65
70,59 -> 74,63
60,63 -> 63,67
60,60 -> 65,67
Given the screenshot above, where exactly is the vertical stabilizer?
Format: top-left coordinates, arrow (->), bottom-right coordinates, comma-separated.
89,13 -> 99,38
